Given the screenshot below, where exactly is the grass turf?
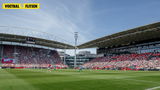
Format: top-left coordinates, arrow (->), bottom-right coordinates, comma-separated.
0,69 -> 160,90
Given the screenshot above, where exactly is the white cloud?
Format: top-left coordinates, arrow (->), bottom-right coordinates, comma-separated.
0,0 -> 96,55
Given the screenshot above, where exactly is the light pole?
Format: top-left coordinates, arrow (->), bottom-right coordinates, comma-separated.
74,32 -> 78,68
0,41 -> 2,66
63,46 -> 66,65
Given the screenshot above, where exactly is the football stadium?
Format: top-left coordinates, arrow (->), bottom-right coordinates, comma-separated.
1,0 -> 160,90
0,22 -> 160,90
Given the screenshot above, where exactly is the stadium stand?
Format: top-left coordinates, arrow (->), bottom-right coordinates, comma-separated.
83,52 -> 160,70
2,45 -> 61,64
0,33 -> 74,69
1,45 -> 68,69
80,22 -> 160,71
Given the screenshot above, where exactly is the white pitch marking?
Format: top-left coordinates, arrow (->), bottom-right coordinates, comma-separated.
146,86 -> 160,90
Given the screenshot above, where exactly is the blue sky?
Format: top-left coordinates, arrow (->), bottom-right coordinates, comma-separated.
0,0 -> 160,55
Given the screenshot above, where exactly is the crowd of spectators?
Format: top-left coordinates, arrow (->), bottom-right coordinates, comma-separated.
83,52 -> 160,70
1,45 -> 67,68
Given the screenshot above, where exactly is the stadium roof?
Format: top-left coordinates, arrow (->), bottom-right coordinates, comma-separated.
77,22 -> 160,49
0,33 -> 74,49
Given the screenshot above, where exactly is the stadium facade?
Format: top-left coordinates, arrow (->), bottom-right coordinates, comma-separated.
65,51 -> 96,68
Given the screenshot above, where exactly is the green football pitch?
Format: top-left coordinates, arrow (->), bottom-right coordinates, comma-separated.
0,69 -> 160,90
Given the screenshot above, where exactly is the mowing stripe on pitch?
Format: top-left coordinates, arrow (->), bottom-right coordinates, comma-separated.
123,79 -> 160,84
